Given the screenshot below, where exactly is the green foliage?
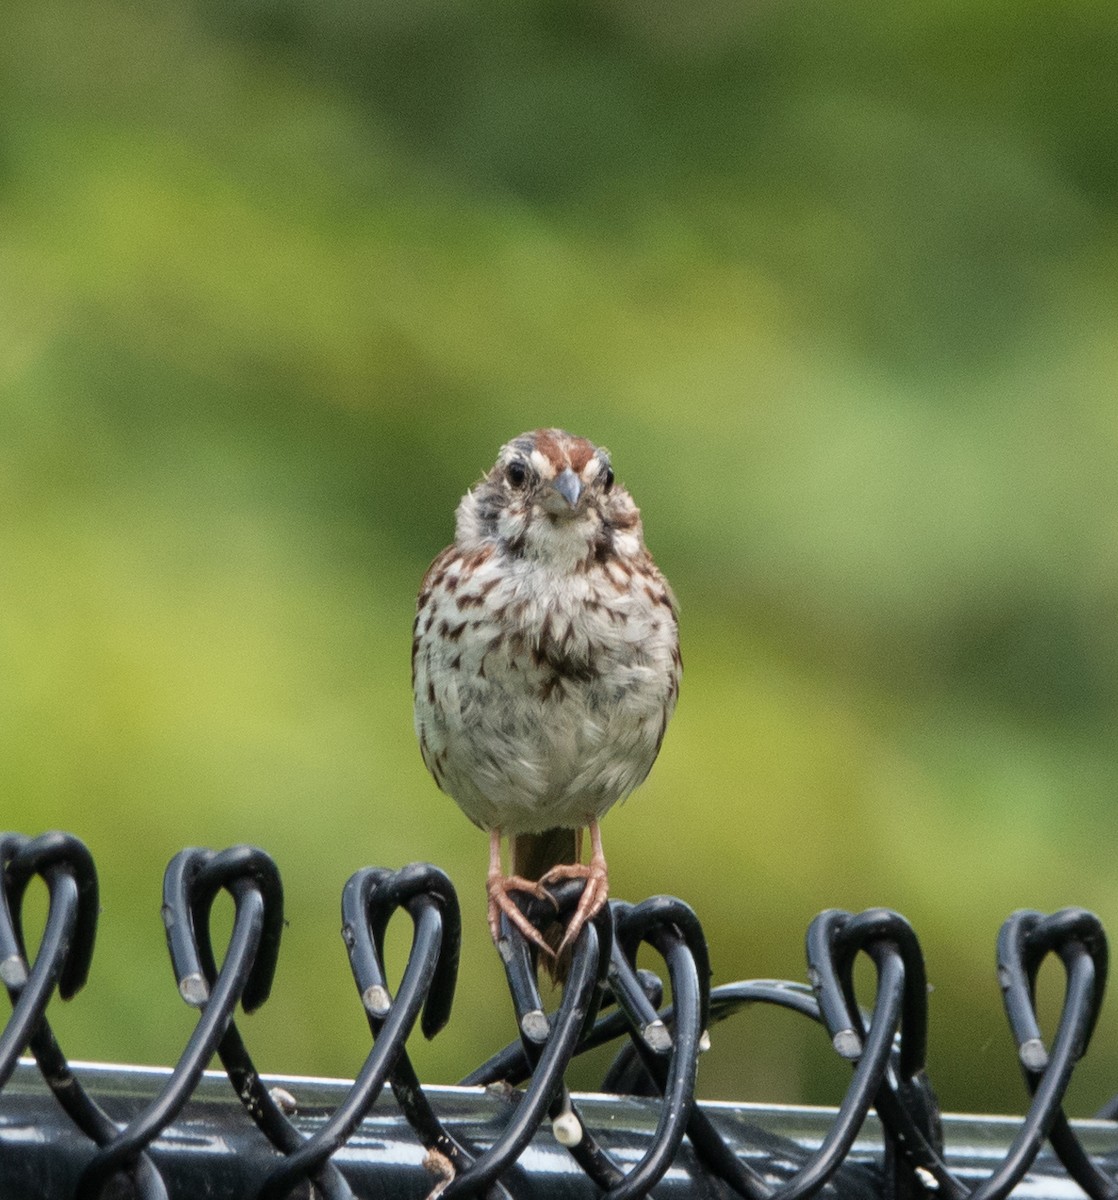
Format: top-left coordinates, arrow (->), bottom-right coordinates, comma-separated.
2,0 -> 1117,1114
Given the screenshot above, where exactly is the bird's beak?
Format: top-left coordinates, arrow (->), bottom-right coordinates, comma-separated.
550,468 -> 582,510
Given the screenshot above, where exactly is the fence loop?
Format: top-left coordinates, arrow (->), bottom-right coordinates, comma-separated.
754,907 -> 910,1200
485,882 -> 621,1193
0,834 -> 174,1200
995,908 -> 1116,1200
258,862 -> 466,1200
831,908 -> 929,1076
439,886 -> 611,1200
813,909 -> 947,1200
626,896 -> 710,1011
350,865 -> 512,1200
493,875 -> 615,1045
162,845 -> 284,1012
587,895 -> 706,1200
0,833 -> 101,1089
76,844 -> 284,1200
998,908 -> 1108,1072
169,847 -> 356,1199
361,861 -> 461,1039
0,831 -> 99,1001
1,833 -> 168,1199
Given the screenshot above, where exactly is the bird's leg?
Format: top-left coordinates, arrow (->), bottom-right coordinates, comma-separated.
486,828 -> 558,955
539,818 -> 609,958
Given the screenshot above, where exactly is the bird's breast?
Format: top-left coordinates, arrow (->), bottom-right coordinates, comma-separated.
412,551 -> 679,832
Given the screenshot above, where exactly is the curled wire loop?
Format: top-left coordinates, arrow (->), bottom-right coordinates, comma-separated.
0,832 -> 98,1087
995,908 -> 1115,1200
622,906 -> 924,1200
438,877 -> 614,1200
164,847 -> 357,1197
258,862 -> 465,1200
75,844 -> 285,1200
458,887 -> 708,1200
807,909 -> 946,1200
165,846 -> 362,1199
608,973 -> 839,1200
594,895 -> 708,1200
0,832 -> 168,1200
343,864 -> 510,1200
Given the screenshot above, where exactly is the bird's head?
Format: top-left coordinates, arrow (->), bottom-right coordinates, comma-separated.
456,428 -> 645,567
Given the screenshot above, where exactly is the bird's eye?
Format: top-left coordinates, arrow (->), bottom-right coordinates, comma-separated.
602,465 -> 614,492
506,460 -> 528,487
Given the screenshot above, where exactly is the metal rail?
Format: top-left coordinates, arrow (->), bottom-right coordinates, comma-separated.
1,831 -> 1116,1199
5,1061 -> 1118,1200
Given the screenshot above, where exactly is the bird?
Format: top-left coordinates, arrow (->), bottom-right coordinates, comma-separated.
412,428 -> 680,964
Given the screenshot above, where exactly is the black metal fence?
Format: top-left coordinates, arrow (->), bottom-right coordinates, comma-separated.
1,831 -> 1116,1200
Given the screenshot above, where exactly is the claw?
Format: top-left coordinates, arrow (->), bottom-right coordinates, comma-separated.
487,828 -> 558,957
539,819 -> 609,959
487,874 -> 560,956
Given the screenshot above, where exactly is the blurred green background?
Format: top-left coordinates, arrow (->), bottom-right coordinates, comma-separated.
4,0 -> 1118,1116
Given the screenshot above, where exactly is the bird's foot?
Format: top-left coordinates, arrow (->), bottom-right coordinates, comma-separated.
539,857 -> 609,959
487,872 -> 559,956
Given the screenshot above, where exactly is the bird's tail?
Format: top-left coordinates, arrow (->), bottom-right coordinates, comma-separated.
511,827 -> 580,882
511,827 -> 581,983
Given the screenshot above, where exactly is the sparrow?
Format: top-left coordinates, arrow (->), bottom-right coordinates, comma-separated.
412,429 -> 680,962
